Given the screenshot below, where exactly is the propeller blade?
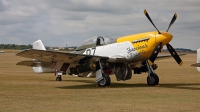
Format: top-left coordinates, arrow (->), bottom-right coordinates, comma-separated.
144,9 -> 161,34
148,42 -> 162,65
166,13 -> 177,32
166,43 -> 183,66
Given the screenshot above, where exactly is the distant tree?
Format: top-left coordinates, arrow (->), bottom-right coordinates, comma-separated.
0,44 -> 33,50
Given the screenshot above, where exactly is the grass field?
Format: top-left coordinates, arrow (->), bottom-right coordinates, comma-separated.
0,52 -> 200,112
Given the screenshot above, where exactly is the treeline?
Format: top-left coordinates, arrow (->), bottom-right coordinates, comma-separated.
0,44 -> 32,50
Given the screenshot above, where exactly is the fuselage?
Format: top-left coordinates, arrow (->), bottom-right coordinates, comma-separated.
82,31 -> 173,63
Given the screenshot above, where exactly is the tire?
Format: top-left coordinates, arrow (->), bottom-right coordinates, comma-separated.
56,77 -> 62,81
147,73 -> 159,86
124,66 -> 132,80
98,73 -> 111,87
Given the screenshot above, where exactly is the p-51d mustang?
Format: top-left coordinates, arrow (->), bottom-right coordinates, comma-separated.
16,10 -> 183,87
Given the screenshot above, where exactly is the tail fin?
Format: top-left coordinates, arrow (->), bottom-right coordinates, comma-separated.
33,40 -> 46,50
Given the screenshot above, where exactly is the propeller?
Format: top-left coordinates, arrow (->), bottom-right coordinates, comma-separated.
144,9 -> 183,66
166,13 -> 177,32
166,44 -> 183,66
144,10 -> 161,34
148,42 -> 162,65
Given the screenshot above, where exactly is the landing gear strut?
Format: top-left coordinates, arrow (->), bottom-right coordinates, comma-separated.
146,60 -> 159,85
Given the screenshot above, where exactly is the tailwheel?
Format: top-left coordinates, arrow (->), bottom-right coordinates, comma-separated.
56,76 -> 62,81
147,73 -> 159,86
98,73 -> 111,87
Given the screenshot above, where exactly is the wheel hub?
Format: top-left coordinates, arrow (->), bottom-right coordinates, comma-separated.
99,77 -> 106,86
148,76 -> 155,84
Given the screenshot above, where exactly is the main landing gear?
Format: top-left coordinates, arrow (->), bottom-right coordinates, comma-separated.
146,60 -> 159,86
97,73 -> 111,87
95,60 -> 111,87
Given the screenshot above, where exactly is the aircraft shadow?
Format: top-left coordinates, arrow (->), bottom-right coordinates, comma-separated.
48,79 -> 95,83
55,81 -> 200,90
158,83 -> 200,91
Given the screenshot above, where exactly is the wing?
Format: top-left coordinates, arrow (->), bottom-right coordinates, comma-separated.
16,60 -> 41,67
191,63 -> 200,67
16,49 -> 126,64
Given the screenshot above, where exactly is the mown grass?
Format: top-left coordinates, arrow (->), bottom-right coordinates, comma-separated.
0,53 -> 200,112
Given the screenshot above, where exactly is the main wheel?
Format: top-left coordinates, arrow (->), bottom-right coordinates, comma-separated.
56,77 -> 62,81
147,73 -> 159,86
98,73 -> 111,87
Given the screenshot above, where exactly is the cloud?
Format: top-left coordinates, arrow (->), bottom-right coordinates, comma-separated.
0,0 -> 199,50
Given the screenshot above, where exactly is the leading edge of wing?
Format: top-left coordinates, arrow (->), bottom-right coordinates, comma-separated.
16,49 -> 126,64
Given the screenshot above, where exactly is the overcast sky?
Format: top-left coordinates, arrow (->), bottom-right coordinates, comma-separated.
0,0 -> 199,50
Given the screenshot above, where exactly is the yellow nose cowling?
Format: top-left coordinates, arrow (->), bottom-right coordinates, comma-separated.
155,32 -> 173,45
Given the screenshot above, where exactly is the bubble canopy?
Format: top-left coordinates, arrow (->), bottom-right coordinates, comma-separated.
75,36 -> 117,51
